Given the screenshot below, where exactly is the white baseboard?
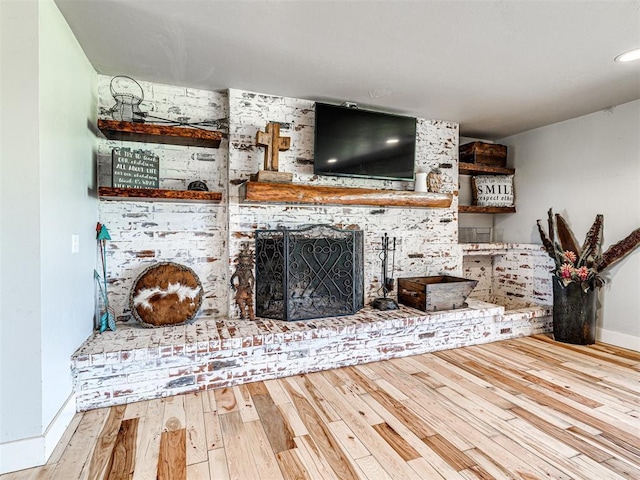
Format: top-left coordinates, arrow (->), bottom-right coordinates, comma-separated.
0,393 -> 76,475
0,435 -> 44,475
44,393 -> 77,459
597,327 -> 640,352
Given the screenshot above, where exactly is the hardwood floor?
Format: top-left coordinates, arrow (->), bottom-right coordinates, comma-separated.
3,334 -> 639,480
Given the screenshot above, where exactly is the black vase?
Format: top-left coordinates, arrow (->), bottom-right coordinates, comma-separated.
552,276 -> 597,345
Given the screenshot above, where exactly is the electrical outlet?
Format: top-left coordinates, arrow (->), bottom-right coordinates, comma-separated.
71,234 -> 80,253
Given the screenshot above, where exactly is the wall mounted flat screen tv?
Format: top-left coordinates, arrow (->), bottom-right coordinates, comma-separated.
314,103 -> 417,181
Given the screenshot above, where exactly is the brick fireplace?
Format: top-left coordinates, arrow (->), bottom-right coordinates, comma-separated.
77,78 -> 553,411
96,79 -> 461,323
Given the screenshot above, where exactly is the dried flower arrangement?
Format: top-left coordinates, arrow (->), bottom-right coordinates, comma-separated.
537,209 -> 640,292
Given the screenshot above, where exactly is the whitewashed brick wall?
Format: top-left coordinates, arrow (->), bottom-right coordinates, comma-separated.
97,79 -> 462,322
97,76 -> 229,320
226,89 -> 461,317
462,243 -> 554,309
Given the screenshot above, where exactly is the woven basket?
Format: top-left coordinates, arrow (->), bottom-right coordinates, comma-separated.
129,262 -> 203,327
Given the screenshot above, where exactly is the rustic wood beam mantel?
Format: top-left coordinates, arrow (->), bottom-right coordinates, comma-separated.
241,181 -> 453,208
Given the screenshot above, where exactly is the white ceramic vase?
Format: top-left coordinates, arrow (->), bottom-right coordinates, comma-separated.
414,172 -> 428,192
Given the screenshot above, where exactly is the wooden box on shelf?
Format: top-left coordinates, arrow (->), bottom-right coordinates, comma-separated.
459,142 -> 507,167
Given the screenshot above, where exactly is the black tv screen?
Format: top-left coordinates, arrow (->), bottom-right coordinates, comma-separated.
314,103 -> 417,181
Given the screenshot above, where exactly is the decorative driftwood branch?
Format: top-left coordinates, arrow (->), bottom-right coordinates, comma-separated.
538,208 -> 639,277
537,220 -> 556,258
578,214 -> 604,267
547,209 -> 557,250
555,213 -> 581,256
596,228 -> 640,273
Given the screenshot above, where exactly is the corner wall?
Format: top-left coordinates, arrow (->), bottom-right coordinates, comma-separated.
0,0 -> 97,473
39,0 -> 97,446
0,0 -> 43,453
495,100 -> 640,350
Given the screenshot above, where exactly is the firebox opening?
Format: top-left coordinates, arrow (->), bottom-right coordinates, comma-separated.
255,224 -> 364,321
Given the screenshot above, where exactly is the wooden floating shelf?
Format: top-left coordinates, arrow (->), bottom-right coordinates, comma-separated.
459,205 -> 516,214
97,119 -> 223,148
241,181 -> 453,208
99,186 -> 222,203
459,162 -> 515,175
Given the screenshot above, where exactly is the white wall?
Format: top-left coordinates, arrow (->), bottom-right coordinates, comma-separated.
496,100 -> 640,350
0,0 -> 97,473
1,0 -> 43,448
39,0 -> 97,436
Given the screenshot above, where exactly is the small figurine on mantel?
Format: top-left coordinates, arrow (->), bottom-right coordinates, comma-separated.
254,121 -> 293,183
230,243 -> 256,320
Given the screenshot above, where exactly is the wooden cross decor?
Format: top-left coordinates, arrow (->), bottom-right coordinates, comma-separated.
256,122 -> 290,171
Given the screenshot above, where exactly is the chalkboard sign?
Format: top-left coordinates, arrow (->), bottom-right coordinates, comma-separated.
112,148 -> 159,189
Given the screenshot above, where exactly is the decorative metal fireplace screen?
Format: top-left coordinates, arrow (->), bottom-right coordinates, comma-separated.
255,224 -> 364,321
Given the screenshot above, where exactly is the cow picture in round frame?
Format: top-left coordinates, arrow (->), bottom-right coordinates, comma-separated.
129,262 -> 203,327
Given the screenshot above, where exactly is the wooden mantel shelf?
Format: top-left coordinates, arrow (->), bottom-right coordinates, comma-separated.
97,119 -> 223,148
99,186 -> 222,203
459,162 -> 515,175
241,181 -> 453,208
459,205 -> 516,214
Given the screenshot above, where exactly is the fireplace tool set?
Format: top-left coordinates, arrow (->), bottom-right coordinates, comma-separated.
371,233 -> 399,310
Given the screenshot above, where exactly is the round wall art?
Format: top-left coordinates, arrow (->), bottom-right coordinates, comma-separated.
129,262 -> 203,327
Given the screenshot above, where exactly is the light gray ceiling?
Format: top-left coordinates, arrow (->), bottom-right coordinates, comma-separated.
55,0 -> 640,139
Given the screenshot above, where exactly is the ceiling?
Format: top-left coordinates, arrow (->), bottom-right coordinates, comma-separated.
54,0 -> 640,139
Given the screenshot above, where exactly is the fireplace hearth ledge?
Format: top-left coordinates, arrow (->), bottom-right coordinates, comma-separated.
71,300 -> 552,411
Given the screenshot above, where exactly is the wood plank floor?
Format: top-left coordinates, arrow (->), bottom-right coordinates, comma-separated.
3,334 -> 639,480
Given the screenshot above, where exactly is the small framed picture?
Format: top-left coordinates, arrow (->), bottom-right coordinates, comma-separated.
112,148 -> 159,189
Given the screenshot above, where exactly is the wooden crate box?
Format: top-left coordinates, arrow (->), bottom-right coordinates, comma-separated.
398,276 -> 478,312
459,142 -> 507,166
